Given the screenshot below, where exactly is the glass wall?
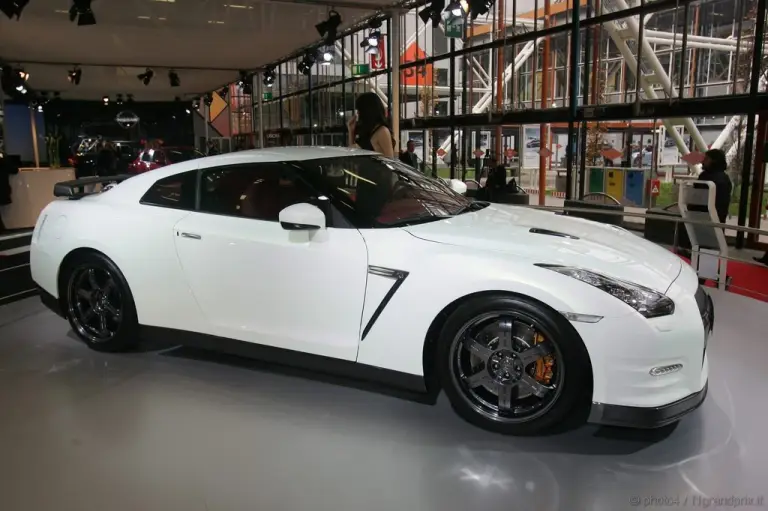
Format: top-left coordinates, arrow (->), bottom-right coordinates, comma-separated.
234,0 -> 767,245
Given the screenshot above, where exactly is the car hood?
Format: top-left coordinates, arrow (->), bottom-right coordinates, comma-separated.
403,204 -> 682,293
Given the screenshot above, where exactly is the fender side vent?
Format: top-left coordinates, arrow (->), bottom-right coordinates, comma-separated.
529,228 -> 579,239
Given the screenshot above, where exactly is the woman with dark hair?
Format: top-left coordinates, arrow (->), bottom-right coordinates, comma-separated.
347,92 -> 395,158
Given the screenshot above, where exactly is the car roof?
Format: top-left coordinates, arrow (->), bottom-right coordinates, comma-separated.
104,146 -> 377,203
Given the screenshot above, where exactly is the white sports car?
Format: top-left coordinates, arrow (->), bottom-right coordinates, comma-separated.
30,147 -> 712,435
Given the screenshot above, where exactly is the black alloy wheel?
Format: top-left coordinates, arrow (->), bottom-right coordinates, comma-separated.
450,311 -> 563,423
64,252 -> 138,352
437,294 -> 590,435
69,267 -> 122,342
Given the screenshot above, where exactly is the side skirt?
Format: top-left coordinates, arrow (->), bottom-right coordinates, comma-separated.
138,325 -> 434,401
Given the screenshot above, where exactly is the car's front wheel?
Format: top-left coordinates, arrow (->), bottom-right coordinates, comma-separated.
63,252 -> 139,352
437,294 -> 591,435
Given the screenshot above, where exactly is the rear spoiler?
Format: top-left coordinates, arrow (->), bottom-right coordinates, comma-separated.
54,174 -> 134,200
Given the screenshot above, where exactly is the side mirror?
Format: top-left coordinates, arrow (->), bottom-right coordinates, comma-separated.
279,203 -> 326,231
447,179 -> 468,195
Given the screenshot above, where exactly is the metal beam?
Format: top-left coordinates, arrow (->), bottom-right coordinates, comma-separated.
254,0 -> 392,10
5,60 -> 248,72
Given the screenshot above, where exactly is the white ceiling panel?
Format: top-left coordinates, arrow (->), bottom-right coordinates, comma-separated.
0,0 -> 389,100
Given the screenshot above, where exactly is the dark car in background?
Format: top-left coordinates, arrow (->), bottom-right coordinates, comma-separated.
69,138 -> 142,177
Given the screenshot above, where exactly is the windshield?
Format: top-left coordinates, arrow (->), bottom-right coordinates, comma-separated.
294,155 -> 473,228
166,149 -> 203,163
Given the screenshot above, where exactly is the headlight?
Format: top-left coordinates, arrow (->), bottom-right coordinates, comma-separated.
536,264 -> 675,318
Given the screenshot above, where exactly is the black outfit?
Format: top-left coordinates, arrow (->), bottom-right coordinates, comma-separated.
476,166 -> 510,201
356,124 -> 396,155
697,168 -> 732,224
355,124 -> 384,152
95,149 -> 117,177
0,155 -> 20,233
399,150 -> 418,169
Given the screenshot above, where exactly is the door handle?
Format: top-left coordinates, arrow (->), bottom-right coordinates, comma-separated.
180,232 -> 202,240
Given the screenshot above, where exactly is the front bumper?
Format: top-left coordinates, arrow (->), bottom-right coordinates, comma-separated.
578,285 -> 713,428
588,382 -> 708,428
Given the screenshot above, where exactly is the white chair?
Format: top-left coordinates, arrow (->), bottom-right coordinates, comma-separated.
678,180 -> 728,290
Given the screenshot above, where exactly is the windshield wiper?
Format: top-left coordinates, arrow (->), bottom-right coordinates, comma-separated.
380,215 -> 452,227
452,201 -> 490,216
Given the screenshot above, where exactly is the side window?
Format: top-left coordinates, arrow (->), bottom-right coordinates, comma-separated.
199,164 -> 315,222
141,151 -> 152,162
140,171 -> 197,210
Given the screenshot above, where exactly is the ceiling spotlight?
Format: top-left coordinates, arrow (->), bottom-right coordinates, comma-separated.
15,84 -> 27,94
218,86 -> 228,98
419,0 -> 445,26
321,48 -> 333,66
17,69 -> 29,81
297,52 -> 316,76
137,68 -> 154,86
168,70 -> 180,87
236,71 -> 247,86
360,30 -> 381,54
102,95 -> 109,105
116,93 -> 124,105
467,0 -> 494,20
67,67 -> 82,85
37,104 -> 43,112
315,10 -> 341,45
185,108 -> 191,115
204,93 -> 213,106
263,68 -> 275,88
69,0 -> 96,26
445,0 -> 468,17
1,0 -> 29,20
237,71 -> 252,95
192,98 -> 200,109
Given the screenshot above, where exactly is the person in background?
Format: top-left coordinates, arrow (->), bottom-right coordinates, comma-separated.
347,92 -> 395,159
399,140 -> 419,168
206,141 -> 219,156
698,148 -> 732,224
95,142 -> 117,177
0,151 -> 20,233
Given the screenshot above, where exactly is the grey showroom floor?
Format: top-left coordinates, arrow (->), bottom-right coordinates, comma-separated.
0,290 -> 766,511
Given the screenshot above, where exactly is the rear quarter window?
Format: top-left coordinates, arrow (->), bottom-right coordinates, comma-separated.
139,171 -> 197,210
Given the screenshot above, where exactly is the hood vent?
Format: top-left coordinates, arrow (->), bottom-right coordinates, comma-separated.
529,228 -> 579,240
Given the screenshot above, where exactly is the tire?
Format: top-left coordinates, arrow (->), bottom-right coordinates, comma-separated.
62,251 -> 139,353
436,294 -> 590,435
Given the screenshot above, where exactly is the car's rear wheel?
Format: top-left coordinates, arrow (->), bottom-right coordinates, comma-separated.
63,252 -> 138,352
437,294 -> 590,435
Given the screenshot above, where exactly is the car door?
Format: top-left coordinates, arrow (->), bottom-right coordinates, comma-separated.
172,162 -> 369,361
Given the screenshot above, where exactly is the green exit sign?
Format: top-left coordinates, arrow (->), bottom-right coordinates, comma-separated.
262,91 -> 273,100
352,63 -> 370,76
444,19 -> 463,38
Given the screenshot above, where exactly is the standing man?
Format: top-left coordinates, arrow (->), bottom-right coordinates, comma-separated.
0,152 -> 20,234
399,140 -> 419,169
698,148 -> 732,224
